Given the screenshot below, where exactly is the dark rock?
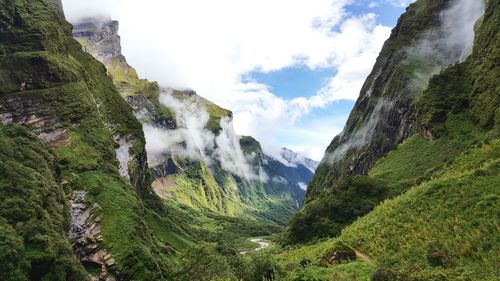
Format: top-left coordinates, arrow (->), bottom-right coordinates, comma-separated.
327,250 -> 357,264
299,258 -> 311,267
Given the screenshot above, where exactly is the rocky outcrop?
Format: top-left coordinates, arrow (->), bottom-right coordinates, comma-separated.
73,20 -> 122,63
114,135 -> 133,180
69,191 -> 117,281
280,147 -> 319,173
0,95 -> 69,147
127,94 -> 176,129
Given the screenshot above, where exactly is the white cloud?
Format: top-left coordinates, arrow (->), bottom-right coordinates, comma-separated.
384,0 -> 415,7
62,0 -> 393,161
144,90 -> 265,181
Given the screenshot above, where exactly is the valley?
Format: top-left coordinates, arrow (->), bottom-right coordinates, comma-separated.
0,0 -> 498,280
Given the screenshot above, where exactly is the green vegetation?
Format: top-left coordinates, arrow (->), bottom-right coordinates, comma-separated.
166,159 -> 241,215
468,0 -> 500,131
339,140 -> 500,280
305,0 -> 453,202
0,1 -> 172,279
417,62 -> 473,137
158,199 -> 281,249
1,0 -> 498,280
173,243 -> 284,281
370,115 -> 484,196
0,125 -> 87,281
284,176 -> 387,244
276,1 -> 499,280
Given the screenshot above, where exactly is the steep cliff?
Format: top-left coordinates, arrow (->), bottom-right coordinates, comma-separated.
285,0 -> 493,244
0,1 -> 172,280
274,0 -> 498,279
71,18 -> 315,224
307,0 -> 485,200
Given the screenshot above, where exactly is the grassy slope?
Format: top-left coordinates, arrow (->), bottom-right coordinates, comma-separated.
340,139 -> 499,280
0,1 -> 176,279
0,125 -> 87,281
273,127 -> 499,281
273,0 -> 499,280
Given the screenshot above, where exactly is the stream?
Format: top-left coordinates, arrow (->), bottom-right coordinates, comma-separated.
239,238 -> 270,255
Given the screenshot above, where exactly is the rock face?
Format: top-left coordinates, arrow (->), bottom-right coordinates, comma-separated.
307,0 -> 485,200
73,20 -> 122,63
72,17 -> 316,224
70,191 -> 116,281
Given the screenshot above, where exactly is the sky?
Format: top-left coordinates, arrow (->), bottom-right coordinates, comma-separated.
62,0 -> 414,161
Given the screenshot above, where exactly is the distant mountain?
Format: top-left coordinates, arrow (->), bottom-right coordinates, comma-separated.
72,18 -> 314,224
279,147 -> 319,174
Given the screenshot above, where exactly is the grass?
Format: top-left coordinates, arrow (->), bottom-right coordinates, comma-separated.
277,3 -> 499,279
339,140 -> 500,280
0,124 -> 87,281
0,1 -> 170,279
75,172 -> 173,280
272,138 -> 499,280
370,114 -> 485,197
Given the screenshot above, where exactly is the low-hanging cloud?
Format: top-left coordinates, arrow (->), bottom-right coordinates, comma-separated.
62,0 -> 396,161
321,0 -> 485,166
403,0 -> 485,83
144,89 -> 265,182
323,99 -> 391,165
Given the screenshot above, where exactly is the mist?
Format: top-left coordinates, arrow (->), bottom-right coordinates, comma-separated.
323,99 -> 391,165
404,0 -> 485,81
322,0 -> 484,166
144,89 -> 266,182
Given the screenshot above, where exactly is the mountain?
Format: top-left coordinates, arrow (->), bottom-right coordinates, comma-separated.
287,0 -> 491,242
280,147 -> 319,174
71,18 -> 315,224
0,0 -> 175,279
1,0 -> 498,280
277,0 -> 499,279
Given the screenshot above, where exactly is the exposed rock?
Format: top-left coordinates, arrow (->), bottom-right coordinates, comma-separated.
69,190 -> 117,280
327,250 -> 357,264
151,176 -> 176,199
114,135 -> 132,180
421,127 -> 435,141
280,147 -> 319,173
0,95 -> 69,147
127,95 -> 177,129
73,20 -> 122,63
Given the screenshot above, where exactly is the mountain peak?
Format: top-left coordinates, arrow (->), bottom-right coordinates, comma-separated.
278,147 -> 319,173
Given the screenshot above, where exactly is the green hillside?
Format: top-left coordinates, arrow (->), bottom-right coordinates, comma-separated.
72,18 -> 310,225
271,0 -> 499,280
0,0 -> 498,280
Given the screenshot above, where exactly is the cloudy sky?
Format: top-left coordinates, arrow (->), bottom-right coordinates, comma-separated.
62,0 -> 414,161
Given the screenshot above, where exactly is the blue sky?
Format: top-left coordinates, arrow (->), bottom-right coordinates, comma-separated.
246,2 -> 407,100
242,1 -> 408,159
63,0 -> 413,161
